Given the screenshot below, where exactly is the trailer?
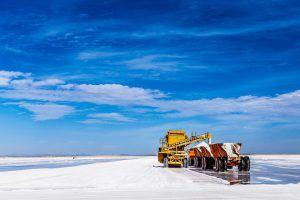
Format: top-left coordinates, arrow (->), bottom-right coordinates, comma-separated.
187,142 -> 250,172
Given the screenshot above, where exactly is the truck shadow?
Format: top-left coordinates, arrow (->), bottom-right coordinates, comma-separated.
190,168 -> 250,185
190,161 -> 300,185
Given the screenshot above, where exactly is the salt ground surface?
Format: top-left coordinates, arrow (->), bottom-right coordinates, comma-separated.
0,156 -> 131,172
0,155 -> 299,199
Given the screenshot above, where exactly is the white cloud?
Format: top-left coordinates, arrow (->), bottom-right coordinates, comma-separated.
124,55 -> 180,71
14,102 -> 75,121
83,112 -> 134,124
0,82 -> 165,106
0,70 -> 31,78
72,83 -> 166,101
0,70 -> 64,89
0,77 -> 10,86
155,90 -> 300,124
1,70 -> 300,126
32,78 -> 65,87
0,70 -> 31,86
11,78 -> 65,88
77,51 -> 121,60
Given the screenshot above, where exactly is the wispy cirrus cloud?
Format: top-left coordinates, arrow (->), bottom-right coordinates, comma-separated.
130,16 -> 300,38
77,51 -> 122,60
5,102 -> 75,121
124,55 -> 182,71
83,112 -> 135,124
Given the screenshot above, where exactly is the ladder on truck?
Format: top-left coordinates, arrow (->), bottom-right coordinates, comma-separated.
167,132 -> 212,151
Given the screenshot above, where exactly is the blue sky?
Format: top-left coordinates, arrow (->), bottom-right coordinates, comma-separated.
0,0 -> 300,155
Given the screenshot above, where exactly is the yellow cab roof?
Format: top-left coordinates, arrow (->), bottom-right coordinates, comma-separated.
167,129 -> 186,135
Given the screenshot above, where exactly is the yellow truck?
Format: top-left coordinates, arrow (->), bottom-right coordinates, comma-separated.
158,130 -> 212,167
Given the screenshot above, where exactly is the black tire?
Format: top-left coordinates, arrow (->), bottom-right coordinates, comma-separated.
207,157 -> 214,170
202,157 -> 206,169
183,158 -> 188,168
243,156 -> 250,171
198,157 -> 202,168
219,158 -> 224,172
215,158 -> 220,172
189,158 -> 194,166
203,157 -> 214,170
238,157 -> 244,171
215,157 -> 226,172
221,157 -> 227,172
163,157 -> 168,168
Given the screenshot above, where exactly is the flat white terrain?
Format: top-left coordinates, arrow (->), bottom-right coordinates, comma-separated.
0,155 -> 299,199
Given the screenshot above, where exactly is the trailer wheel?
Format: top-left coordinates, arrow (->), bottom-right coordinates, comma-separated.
215,158 -> 226,172
195,157 -> 202,168
238,156 -> 250,171
221,157 -> 227,172
243,156 -> 250,171
202,157 -> 206,169
198,157 -> 202,168
183,158 -> 188,168
203,157 -> 214,170
215,158 -> 220,172
219,158 -> 224,172
163,157 -> 168,168
189,158 -> 194,166
238,157 -> 244,171
208,157 -> 215,170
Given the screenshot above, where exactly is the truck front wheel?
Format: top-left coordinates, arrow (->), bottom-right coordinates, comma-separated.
183,158 -> 188,168
163,157 -> 168,168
